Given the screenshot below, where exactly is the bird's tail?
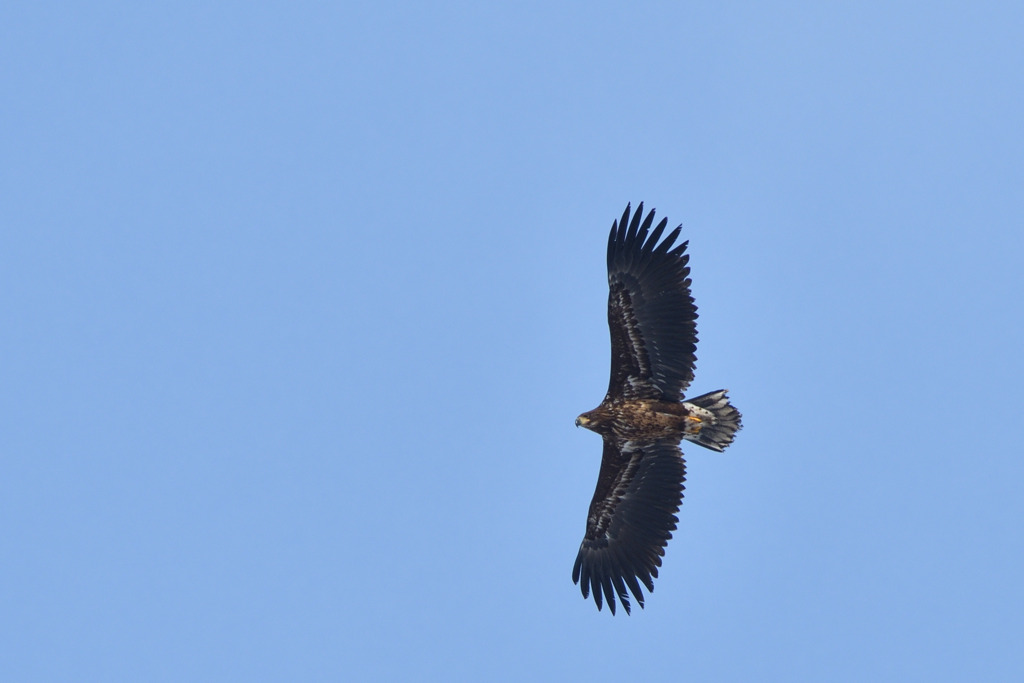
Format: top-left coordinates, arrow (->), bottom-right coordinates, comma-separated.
686,390 -> 742,453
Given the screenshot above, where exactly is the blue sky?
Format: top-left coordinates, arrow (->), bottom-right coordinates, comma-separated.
3,2 -> 1023,681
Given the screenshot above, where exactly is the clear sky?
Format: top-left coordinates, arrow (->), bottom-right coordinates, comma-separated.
3,2 -> 1023,681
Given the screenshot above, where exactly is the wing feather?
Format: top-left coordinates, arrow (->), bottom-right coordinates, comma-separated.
572,438 -> 686,615
606,203 -> 698,400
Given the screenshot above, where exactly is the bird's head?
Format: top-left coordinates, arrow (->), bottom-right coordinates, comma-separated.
575,409 -> 604,431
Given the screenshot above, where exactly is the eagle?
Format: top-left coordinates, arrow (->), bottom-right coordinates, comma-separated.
573,203 -> 742,615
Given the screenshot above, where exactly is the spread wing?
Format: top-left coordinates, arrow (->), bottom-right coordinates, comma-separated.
606,203 -> 698,400
572,438 -> 686,615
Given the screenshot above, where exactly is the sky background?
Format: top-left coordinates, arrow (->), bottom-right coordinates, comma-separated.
3,2 -> 1023,681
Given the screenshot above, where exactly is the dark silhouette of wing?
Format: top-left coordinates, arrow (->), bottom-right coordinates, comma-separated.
572,438 -> 686,615
606,203 -> 698,400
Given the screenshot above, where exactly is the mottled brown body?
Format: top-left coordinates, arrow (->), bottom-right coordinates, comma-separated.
576,399 -> 706,442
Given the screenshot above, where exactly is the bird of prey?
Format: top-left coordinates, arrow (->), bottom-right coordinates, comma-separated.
573,203 -> 742,615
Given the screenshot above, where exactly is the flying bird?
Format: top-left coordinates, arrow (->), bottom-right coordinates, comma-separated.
573,203 -> 742,615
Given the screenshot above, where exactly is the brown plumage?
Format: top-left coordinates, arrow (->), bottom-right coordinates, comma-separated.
573,203 -> 742,615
